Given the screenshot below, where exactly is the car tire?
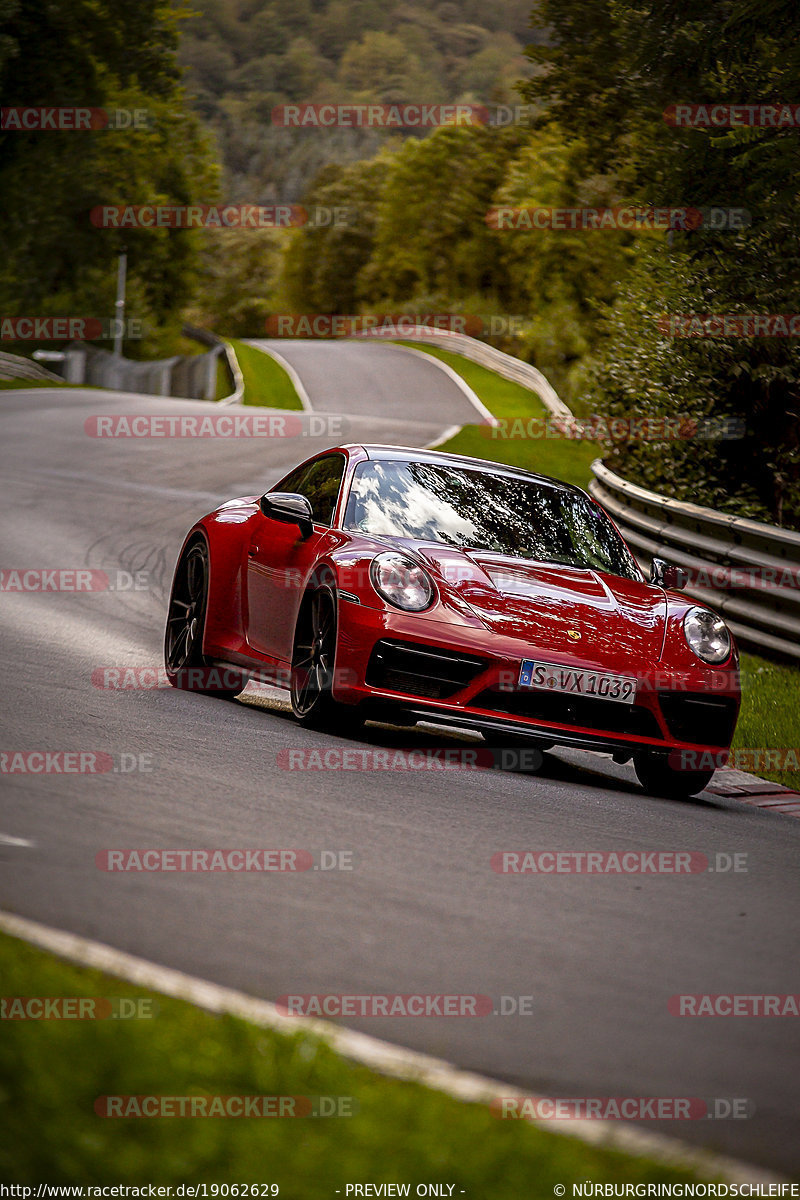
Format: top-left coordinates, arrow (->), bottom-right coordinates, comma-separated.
164,539 -> 247,699
290,585 -> 363,732
633,750 -> 715,799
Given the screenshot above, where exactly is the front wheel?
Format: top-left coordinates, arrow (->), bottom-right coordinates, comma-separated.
164,540 -> 247,699
290,587 -> 363,732
633,750 -> 715,799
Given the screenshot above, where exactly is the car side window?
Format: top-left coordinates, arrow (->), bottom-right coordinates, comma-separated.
276,464 -> 310,495
275,455 -> 345,527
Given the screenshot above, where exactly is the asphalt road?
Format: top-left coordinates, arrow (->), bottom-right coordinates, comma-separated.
0,369 -> 798,1175
246,337 -> 480,426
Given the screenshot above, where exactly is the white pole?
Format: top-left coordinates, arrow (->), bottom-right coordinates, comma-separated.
113,252 -> 127,356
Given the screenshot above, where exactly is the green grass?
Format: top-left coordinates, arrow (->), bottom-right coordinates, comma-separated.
213,352 -> 233,401
0,930 -> 712,1189
228,338 -> 303,410
732,652 -> 800,789
0,377 -> 75,389
399,342 -> 597,490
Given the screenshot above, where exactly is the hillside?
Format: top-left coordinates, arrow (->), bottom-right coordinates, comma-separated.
178,0 -> 540,200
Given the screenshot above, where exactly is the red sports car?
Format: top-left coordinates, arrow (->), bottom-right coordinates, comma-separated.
164,444 -> 740,797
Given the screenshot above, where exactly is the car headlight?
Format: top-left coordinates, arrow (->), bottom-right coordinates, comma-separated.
370,552 -> 434,612
683,606 -> 731,665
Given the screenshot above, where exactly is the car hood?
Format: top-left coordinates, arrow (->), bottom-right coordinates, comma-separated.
411,543 -> 668,668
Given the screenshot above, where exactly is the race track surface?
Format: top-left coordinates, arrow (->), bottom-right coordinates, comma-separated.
1,370 -> 798,1174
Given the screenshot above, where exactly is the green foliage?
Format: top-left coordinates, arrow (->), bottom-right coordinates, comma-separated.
282,157 -> 388,314
585,242 -> 800,523
177,0 -> 534,205
521,0 -> 800,527
361,126 -> 522,303
188,228 -> 286,336
0,0 -> 218,356
489,132 -> 634,406
734,652 -> 800,789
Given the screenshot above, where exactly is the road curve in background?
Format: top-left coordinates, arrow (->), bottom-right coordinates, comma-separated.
0,385 -> 798,1175
246,337 -> 483,426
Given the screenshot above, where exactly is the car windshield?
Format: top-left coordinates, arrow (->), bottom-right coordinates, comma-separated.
343,459 -> 642,580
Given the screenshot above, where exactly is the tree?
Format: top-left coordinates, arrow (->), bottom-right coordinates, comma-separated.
0,0 -> 218,353
521,0 -> 800,526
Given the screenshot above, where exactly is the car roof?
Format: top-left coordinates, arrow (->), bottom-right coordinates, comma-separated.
339,443 -> 586,496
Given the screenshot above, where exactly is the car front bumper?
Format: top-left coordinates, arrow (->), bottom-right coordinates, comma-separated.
333,602 -> 741,757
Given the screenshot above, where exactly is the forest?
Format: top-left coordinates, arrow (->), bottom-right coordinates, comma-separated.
0,0 -> 797,525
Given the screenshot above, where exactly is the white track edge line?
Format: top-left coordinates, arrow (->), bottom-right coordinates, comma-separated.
425,423 -> 463,449
384,342 -> 498,427
242,341 -> 313,412
0,910 -> 783,1185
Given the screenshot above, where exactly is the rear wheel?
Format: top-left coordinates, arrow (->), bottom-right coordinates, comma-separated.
164,540 -> 247,699
633,750 -> 715,799
290,587 -> 363,731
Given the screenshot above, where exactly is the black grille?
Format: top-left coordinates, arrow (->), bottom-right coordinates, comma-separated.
657,693 -> 738,747
366,640 -> 489,701
472,687 -> 663,740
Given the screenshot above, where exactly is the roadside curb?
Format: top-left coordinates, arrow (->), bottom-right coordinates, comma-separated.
0,910 -> 786,1187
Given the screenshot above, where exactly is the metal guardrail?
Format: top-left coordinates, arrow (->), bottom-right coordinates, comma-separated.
0,350 -> 63,382
590,459 -> 800,661
183,324 -> 244,404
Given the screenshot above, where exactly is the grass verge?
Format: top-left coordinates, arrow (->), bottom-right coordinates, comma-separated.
0,929 -> 711,1189
214,352 -> 233,401
398,342 -> 597,490
0,377 -> 77,389
228,339 -> 303,410
732,653 -> 800,789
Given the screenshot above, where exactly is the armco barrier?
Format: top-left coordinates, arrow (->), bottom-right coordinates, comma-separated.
0,350 -> 63,382
182,324 -> 244,404
590,459 -> 800,661
64,341 -> 221,400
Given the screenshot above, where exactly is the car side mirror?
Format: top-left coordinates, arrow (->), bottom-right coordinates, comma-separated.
650,557 -> 690,590
259,492 -> 314,539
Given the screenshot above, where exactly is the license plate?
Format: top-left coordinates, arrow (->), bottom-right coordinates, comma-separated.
519,660 -> 637,705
